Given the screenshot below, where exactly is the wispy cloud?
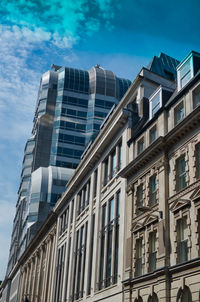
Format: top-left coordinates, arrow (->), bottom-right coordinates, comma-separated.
0,0 -> 120,279
0,0 -> 118,47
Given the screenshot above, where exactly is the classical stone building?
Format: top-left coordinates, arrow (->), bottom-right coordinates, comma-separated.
1,51 -> 200,302
120,51 -> 200,302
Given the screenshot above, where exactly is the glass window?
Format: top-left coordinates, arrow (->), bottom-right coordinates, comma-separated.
196,144 -> 200,179
118,142 -> 122,171
137,137 -> 144,155
135,238 -> 142,276
136,185 -> 143,214
99,192 -> 120,289
179,60 -> 192,89
149,175 -> 157,206
174,101 -> 184,125
149,231 -> 157,272
110,150 -> 117,179
193,86 -> 200,108
104,158 -> 109,186
176,156 -> 187,191
149,126 -> 157,144
99,205 -> 106,290
108,198 -> 114,222
93,169 -> 98,198
151,93 -> 161,117
177,217 -> 188,263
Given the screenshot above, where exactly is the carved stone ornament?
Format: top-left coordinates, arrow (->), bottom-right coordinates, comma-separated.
131,222 -> 143,233
190,186 -> 200,202
170,198 -> 191,213
143,214 -> 158,226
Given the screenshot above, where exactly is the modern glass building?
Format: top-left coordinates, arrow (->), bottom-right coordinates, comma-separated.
7,64 -> 131,274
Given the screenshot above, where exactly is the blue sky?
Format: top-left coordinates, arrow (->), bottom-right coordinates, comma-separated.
0,0 -> 200,279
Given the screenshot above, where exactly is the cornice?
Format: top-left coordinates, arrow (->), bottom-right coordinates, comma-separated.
120,105 -> 200,181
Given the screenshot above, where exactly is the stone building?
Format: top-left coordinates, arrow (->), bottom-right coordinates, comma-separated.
120,51 -> 200,301
1,51 -> 200,302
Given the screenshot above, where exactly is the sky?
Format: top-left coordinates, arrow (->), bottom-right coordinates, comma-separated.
0,0 -> 200,280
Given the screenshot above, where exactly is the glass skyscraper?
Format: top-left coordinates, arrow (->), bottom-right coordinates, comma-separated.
7,64 -> 131,274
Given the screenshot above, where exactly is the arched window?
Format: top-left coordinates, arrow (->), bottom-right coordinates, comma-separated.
148,293 -> 158,302
177,286 -> 192,302
134,297 -> 143,302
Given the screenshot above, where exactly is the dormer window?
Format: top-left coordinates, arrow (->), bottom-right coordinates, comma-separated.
177,51 -> 200,91
149,86 -> 173,119
151,93 -> 161,116
179,60 -> 192,89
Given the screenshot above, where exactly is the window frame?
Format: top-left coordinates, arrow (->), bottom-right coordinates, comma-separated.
148,231 -> 157,272
149,175 -> 157,206
149,125 -> 157,145
137,137 -> 144,155
176,155 -> 187,192
174,100 -> 184,125
135,237 -> 143,276
177,216 -> 188,264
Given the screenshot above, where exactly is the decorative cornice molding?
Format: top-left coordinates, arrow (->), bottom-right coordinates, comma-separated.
170,198 -> 191,213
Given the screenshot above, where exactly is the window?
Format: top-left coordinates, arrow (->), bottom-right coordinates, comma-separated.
87,214 -> 95,295
149,126 -> 157,144
59,207 -> 69,235
177,217 -> 188,263
103,141 -> 122,186
148,293 -> 159,302
174,101 -> 184,125
148,231 -> 157,272
77,180 -> 90,215
99,192 -> 120,289
103,158 -> 109,186
195,143 -> 200,179
118,142 -> 122,171
178,59 -> 192,89
135,238 -> 142,276
106,198 -> 114,287
72,223 -> 88,301
193,86 -> 200,109
93,169 -> 98,198
151,92 -> 161,117
176,156 -> 187,191
137,137 -> 144,155
54,244 -> 66,301
110,150 -> 117,179
149,175 -> 157,206
136,185 -> 143,214
134,297 -> 143,302
177,286 -> 192,302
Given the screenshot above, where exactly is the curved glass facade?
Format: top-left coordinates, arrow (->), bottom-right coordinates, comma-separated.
86,66 -> 131,144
